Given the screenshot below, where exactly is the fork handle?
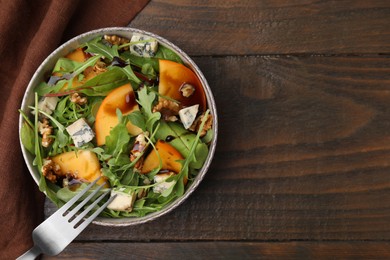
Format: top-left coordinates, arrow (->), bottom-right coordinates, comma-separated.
16,246 -> 41,260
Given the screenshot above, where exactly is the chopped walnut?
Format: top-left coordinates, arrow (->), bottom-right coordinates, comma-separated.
179,83 -> 195,97
130,132 -> 149,170
104,35 -> 130,50
42,158 -> 78,185
70,93 -> 88,105
38,118 -> 53,147
189,112 -> 213,137
153,98 -> 180,121
93,60 -> 107,73
41,158 -> 63,183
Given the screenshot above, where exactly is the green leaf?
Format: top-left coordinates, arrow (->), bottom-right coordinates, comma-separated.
105,118 -> 131,157
52,58 -> 82,74
136,87 -> 161,134
137,87 -> 156,117
154,45 -> 183,64
39,177 -> 61,206
127,110 -> 146,131
144,113 -> 160,138
175,173 -> 185,197
84,37 -> 118,60
35,55 -> 101,96
35,80 -> 67,96
56,183 -> 108,203
33,93 -> 43,170
122,52 -> 159,72
20,121 -> 35,154
56,183 -> 88,202
141,63 -> 157,79
154,121 -> 208,169
78,67 -> 129,96
201,129 -> 214,143
119,65 -> 141,85
71,55 -> 101,77
160,180 -> 177,197
121,169 -> 139,186
55,129 -> 69,148
102,168 -> 121,187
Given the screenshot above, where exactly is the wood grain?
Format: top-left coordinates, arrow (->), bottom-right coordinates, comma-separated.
41,1 -> 390,257
129,0 -> 390,55
44,241 -> 390,260
46,55 -> 390,241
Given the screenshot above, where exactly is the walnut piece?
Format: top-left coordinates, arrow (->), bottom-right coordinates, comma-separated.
93,60 -> 107,73
38,118 -> 53,147
189,112 -> 213,137
104,35 -> 130,50
70,93 -> 88,105
179,83 -> 195,97
41,158 -> 63,183
130,132 -> 149,170
42,158 -> 78,185
152,98 -> 180,121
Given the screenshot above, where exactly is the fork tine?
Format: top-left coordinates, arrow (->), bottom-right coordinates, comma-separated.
76,193 -> 117,231
65,181 -> 107,219
71,189 -> 111,227
57,176 -> 102,215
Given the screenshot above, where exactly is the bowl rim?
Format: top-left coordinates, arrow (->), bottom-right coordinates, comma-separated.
19,27 -> 218,226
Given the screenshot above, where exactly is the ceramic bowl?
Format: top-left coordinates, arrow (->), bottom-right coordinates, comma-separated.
19,27 -> 218,226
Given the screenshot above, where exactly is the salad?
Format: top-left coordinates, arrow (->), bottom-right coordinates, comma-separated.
20,33 -> 213,218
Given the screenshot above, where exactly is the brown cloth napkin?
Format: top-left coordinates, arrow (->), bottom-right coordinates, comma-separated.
0,0 -> 149,258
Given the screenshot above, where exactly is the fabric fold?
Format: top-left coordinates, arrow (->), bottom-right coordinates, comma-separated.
0,0 -> 149,258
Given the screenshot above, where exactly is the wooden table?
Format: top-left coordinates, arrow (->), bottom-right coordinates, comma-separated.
45,1 -> 390,259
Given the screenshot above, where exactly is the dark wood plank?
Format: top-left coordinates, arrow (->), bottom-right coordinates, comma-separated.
46,55 -> 390,241
43,241 -> 390,260
129,0 -> 390,55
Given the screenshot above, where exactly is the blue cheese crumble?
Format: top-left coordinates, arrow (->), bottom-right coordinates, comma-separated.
66,118 -> 94,147
129,34 -> 158,57
179,104 -> 199,129
107,188 -> 136,212
153,172 -> 177,194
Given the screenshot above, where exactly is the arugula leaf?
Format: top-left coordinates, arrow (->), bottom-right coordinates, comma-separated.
52,58 -> 82,74
20,121 -> 35,154
70,55 -> 101,78
141,63 -> 157,79
44,67 -> 128,97
160,179 -> 177,197
31,93 -> 62,205
19,109 -> 35,154
127,110 -> 146,131
154,121 -> 208,169
119,65 -> 141,85
84,37 -> 119,60
35,79 -> 68,96
105,110 -> 131,157
121,52 -> 159,72
33,93 -> 43,170
102,168 -> 121,187
121,169 -> 139,186
137,87 -> 161,134
122,45 -> 183,72
30,107 -> 69,148
154,45 -> 183,64
77,67 -> 129,96
39,177 -> 61,206
56,183 -> 108,204
35,55 -> 101,96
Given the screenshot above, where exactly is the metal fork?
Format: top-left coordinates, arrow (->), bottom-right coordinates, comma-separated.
17,177 -> 115,259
